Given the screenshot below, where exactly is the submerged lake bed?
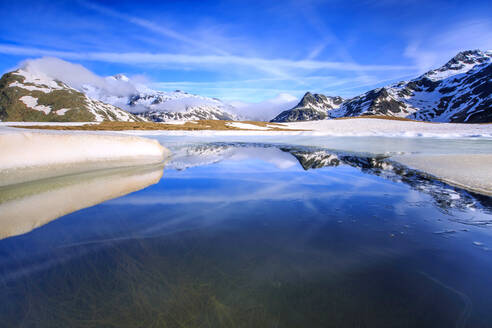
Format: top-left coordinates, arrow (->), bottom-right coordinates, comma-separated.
1,136 -> 492,327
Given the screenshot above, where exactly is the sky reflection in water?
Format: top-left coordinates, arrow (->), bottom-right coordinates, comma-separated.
0,142 -> 492,328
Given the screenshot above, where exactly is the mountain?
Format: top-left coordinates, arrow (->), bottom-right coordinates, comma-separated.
271,92 -> 343,122
83,75 -> 240,122
272,50 -> 492,123
0,69 -> 143,122
331,50 -> 492,123
129,90 -> 239,122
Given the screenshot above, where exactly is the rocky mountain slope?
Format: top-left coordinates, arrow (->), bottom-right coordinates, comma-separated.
271,92 -> 343,122
272,50 -> 492,123
83,75 -> 239,122
0,70 -> 143,122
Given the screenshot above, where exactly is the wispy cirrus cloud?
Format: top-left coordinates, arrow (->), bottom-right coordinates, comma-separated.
78,0 -> 231,56
78,1 -> 296,79
0,43 -> 419,102
0,44 -> 415,73
0,0 -> 418,87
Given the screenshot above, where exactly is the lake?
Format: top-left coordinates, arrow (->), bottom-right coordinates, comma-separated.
1,137 -> 492,327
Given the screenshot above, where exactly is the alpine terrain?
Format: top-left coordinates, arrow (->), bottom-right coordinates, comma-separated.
271,92 -> 343,122
272,50 -> 492,123
0,70 -> 143,122
83,74 -> 239,122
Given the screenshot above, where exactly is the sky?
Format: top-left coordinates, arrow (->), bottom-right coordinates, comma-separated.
1,0 -> 492,104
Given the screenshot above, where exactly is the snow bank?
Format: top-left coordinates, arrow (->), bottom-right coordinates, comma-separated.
226,122 -> 271,130
392,154 -> 492,196
281,119 -> 492,138
0,122 -> 93,126
0,165 -> 164,239
0,128 -> 169,187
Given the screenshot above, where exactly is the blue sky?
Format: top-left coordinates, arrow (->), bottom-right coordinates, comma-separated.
1,0 -> 491,102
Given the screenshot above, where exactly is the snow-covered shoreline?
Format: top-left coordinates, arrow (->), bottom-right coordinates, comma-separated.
0,126 -> 169,187
392,154 -> 492,196
282,119 -> 492,138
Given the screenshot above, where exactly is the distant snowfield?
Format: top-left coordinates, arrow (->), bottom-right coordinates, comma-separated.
226,122 -> 271,130
100,118 -> 492,139
282,119 -> 492,138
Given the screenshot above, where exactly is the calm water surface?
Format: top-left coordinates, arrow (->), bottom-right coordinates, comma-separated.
1,140 -> 492,328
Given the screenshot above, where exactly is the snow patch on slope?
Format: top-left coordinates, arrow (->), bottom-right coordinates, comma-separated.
83,95 -> 138,122
55,108 -> 70,115
13,69 -> 65,92
19,96 -> 52,114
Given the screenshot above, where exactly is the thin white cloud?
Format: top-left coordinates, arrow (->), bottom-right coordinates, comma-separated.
0,45 -> 79,60
0,44 -> 415,73
77,1 -> 419,83
19,57 -> 137,97
332,73 -> 418,94
78,1 -> 296,79
305,41 -> 329,60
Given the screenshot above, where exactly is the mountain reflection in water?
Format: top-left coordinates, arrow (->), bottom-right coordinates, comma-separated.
169,142 -> 492,217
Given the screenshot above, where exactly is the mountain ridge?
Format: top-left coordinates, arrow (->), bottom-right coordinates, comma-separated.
83,75 -> 240,122
271,92 -> 343,122
271,50 -> 492,123
0,69 -> 143,122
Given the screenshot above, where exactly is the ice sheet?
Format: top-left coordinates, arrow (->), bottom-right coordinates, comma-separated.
0,127 -> 169,186
392,154 -> 492,196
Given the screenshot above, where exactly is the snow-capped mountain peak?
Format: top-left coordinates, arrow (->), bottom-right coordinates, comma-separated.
112,74 -> 130,82
272,49 -> 492,123
271,92 -> 343,122
424,49 -> 492,81
332,50 -> 492,123
83,74 -> 240,122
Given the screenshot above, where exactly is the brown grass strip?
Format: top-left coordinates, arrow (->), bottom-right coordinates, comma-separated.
10,120 -> 307,131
